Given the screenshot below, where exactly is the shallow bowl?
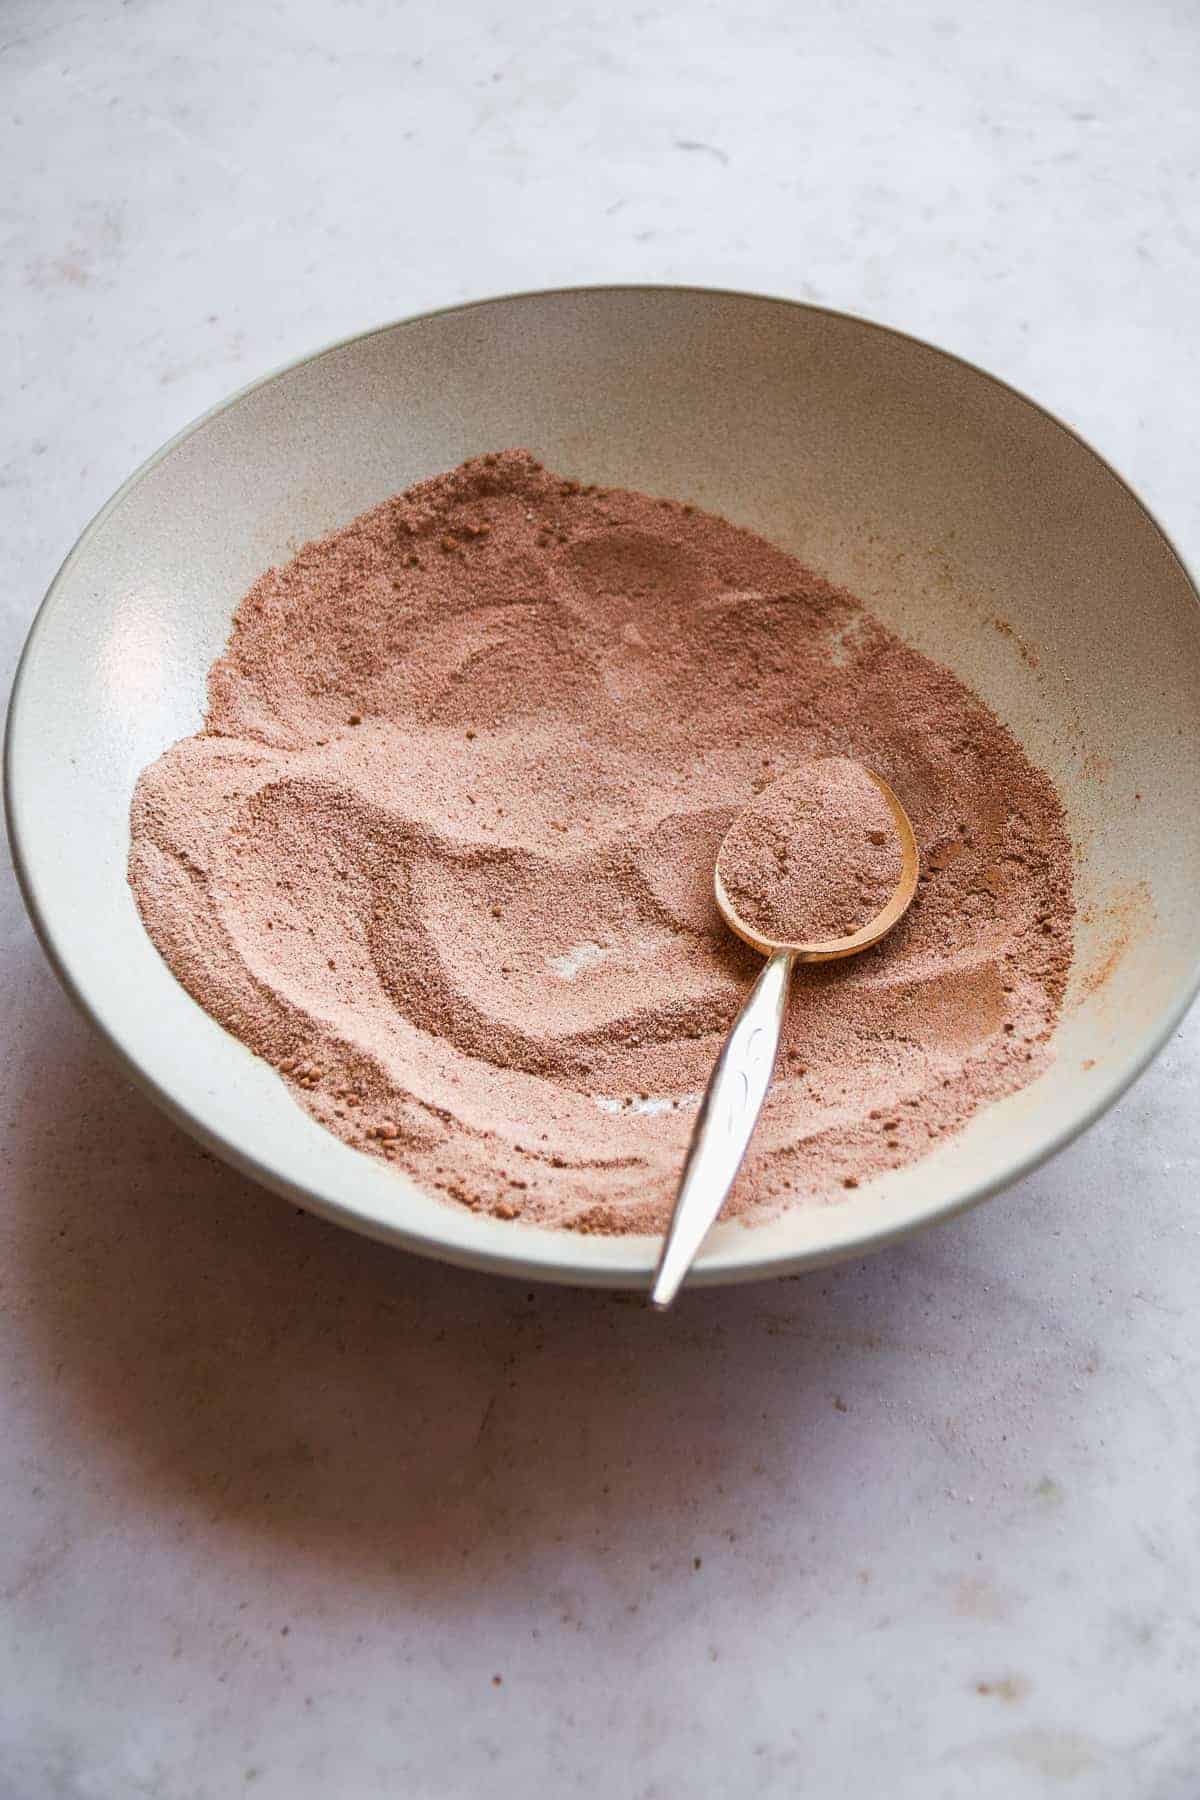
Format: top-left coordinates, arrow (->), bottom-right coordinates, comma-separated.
7,287 -> 1200,1288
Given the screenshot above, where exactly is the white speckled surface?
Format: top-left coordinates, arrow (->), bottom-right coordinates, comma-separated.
3,2 -> 1200,1795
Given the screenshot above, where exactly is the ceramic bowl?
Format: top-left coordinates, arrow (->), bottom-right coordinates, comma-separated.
7,287 -> 1200,1288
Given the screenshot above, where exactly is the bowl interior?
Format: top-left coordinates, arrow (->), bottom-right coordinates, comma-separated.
8,288 -> 1200,1285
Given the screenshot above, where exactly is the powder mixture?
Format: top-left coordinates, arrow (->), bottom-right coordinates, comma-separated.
129,451 -> 1074,1233
716,757 -> 904,944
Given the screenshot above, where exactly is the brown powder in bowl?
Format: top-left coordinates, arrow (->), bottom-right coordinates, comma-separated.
717,758 -> 903,943
128,451 -> 1074,1234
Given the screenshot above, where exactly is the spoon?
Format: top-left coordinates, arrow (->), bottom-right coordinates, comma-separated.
649,759 -> 919,1309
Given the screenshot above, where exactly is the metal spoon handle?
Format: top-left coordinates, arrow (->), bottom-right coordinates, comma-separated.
650,950 -> 794,1308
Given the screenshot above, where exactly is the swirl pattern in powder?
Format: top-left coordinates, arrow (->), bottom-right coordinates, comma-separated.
129,452 -> 1074,1232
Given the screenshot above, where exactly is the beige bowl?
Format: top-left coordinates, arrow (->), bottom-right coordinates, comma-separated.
7,288 -> 1200,1288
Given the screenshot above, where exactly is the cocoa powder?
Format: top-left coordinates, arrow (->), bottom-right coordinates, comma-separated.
717,757 -> 903,943
129,451 -> 1074,1233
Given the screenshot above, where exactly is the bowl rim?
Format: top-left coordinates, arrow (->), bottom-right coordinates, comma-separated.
6,282 -> 1200,1288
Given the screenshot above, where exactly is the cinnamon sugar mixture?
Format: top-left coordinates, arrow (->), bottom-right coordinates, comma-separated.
717,757 -> 904,944
129,452 -> 1073,1233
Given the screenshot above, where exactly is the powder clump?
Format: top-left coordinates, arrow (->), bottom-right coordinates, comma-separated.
128,450 -> 1074,1233
717,757 -> 903,943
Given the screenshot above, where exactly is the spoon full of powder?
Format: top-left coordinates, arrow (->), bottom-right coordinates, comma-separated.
651,757 -> 918,1308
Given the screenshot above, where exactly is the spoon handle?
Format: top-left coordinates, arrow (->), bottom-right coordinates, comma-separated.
650,950 -> 794,1308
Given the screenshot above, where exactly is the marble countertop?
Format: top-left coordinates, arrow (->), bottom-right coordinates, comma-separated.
4,2 -> 1200,1794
